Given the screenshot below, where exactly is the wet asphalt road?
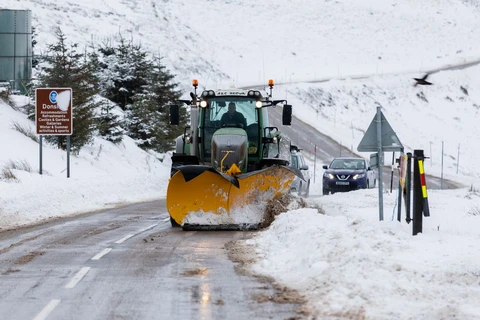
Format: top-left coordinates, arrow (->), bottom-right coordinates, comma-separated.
268,106 -> 461,190
0,200 -> 302,320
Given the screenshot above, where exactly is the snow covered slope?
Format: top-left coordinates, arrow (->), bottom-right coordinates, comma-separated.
2,0 -> 480,88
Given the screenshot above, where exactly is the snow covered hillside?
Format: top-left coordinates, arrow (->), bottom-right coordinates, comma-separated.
2,0 -> 480,88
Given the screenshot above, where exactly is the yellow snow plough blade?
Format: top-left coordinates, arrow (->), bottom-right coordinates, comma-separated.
166,165 -> 298,230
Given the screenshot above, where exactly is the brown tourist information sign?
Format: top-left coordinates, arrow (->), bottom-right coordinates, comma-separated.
35,88 -> 73,135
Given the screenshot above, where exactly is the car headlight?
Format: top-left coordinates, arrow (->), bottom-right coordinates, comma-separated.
323,173 -> 334,179
353,173 -> 365,180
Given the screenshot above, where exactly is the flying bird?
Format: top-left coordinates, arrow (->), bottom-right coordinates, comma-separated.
413,74 -> 433,86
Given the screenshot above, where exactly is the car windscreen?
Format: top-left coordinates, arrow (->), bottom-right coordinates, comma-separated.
330,159 -> 365,169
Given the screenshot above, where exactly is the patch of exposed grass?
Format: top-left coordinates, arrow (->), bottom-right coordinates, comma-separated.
12,120 -> 38,143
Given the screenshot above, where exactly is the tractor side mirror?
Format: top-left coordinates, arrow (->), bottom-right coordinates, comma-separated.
282,104 -> 292,126
170,104 -> 179,125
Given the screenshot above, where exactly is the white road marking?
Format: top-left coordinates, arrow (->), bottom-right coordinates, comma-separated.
91,248 -> 112,260
113,224 -> 159,244
139,223 -> 159,232
65,267 -> 91,289
162,217 -> 171,222
33,299 -> 61,320
114,234 -> 134,244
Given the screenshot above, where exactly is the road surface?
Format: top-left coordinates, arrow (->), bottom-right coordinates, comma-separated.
0,201 -> 304,320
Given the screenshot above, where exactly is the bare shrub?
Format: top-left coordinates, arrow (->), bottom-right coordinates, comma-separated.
469,184 -> 479,194
4,159 -> 33,172
12,120 -> 39,143
0,88 -> 16,108
468,206 -> 480,216
0,167 -> 19,182
0,89 -> 8,101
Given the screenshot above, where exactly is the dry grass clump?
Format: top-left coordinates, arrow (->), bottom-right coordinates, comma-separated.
12,120 -> 38,143
4,159 -> 32,172
0,159 -> 34,182
468,205 -> 480,216
0,167 -> 18,182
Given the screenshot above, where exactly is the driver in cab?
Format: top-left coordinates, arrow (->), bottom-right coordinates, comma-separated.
221,102 -> 247,128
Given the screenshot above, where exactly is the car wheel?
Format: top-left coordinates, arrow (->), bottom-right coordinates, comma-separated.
322,188 -> 329,196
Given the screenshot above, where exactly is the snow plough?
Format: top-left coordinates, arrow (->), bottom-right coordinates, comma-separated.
166,79 -> 301,230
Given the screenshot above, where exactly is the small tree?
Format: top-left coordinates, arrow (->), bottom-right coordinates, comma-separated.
96,100 -> 124,144
38,28 -> 100,154
125,93 -> 158,150
150,57 -> 186,152
98,37 -> 152,111
87,44 -> 124,144
94,36 -> 187,152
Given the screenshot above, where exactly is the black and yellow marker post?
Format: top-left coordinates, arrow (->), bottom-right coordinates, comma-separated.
412,149 -> 431,235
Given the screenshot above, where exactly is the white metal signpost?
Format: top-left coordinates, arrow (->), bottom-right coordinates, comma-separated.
35,88 -> 73,177
358,106 -> 403,221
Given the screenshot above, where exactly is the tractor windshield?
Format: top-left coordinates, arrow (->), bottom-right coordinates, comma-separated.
206,97 -> 257,126
202,97 -> 260,158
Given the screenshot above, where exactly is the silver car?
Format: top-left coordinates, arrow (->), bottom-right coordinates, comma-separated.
289,150 -> 311,197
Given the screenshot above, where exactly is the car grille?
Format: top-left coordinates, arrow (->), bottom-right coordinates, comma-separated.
336,175 -> 350,180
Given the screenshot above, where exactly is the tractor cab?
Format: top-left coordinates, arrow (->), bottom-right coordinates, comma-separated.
199,92 -> 269,163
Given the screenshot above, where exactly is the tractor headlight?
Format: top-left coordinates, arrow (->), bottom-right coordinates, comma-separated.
272,136 -> 278,144
353,173 -> 365,180
200,100 -> 208,108
255,101 -> 262,108
185,135 -> 192,143
324,173 -> 334,179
